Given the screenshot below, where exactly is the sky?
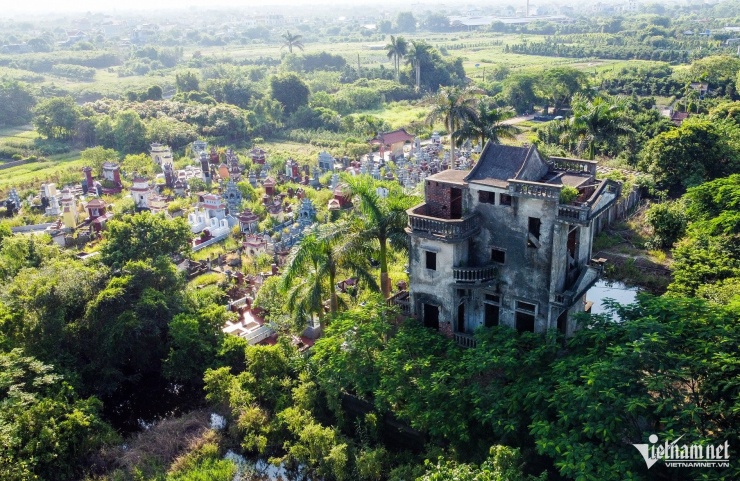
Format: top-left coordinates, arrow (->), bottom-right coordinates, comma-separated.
3,0 -> 386,15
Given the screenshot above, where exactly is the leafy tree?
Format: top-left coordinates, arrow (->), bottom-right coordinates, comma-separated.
417,445 -> 545,481
423,13 -> 451,32
0,257 -> 105,365
281,31 -> 305,53
530,296 -> 740,481
425,85 -> 481,162
32,96 -> 80,140
270,73 -> 310,115
176,71 -> 200,93
0,349 -> 115,481
113,109 -> 148,154
396,12 -> 417,33
456,102 -> 518,147
668,175 -> 740,301
121,152 -> 157,177
100,211 -> 192,268
645,200 -> 687,249
386,35 -> 408,82
539,67 -> 588,114
163,304 -> 232,389
568,94 -> 634,159
81,145 -> 118,177
499,73 -> 540,114
344,175 -> 418,297
687,55 -> 740,87
405,40 -> 424,91
639,117 -> 740,196
281,221 -> 375,321
0,80 -> 36,128
145,84 -> 163,101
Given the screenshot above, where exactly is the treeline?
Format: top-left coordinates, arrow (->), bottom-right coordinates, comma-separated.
0,50 -> 120,72
508,41 -> 691,63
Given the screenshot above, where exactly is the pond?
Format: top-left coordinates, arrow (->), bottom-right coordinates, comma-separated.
587,279 -> 639,315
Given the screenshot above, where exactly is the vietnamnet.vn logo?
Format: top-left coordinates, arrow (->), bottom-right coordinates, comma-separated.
632,434 -> 731,469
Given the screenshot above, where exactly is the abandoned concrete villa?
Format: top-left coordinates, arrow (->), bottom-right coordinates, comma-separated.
401,144 -> 621,345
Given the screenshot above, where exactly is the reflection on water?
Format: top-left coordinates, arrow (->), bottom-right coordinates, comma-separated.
587,279 -> 639,315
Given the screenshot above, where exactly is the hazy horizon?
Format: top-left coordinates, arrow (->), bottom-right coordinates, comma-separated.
4,0 -> 433,15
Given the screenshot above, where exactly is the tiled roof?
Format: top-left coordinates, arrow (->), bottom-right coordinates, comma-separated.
370,129 -> 414,146
466,144 -> 534,182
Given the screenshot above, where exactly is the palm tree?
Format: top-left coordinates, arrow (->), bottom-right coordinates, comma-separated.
456,102 -> 519,148
281,31 -> 304,53
385,35 -> 408,83
568,94 -> 634,160
281,221 -> 375,324
424,86 -> 482,163
404,41 -> 425,91
344,175 -> 419,297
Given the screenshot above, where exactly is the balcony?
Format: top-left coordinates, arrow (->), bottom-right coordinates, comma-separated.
454,332 -> 477,348
453,264 -> 497,285
557,204 -> 590,224
407,204 -> 479,241
387,290 -> 411,316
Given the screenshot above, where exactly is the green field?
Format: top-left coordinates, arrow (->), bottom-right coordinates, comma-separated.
0,125 -> 83,194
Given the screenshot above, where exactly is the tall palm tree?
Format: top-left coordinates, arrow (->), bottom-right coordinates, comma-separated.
569,94 -> 634,160
344,175 -> 419,297
281,31 -> 304,53
281,221 -> 375,324
456,102 -> 519,148
404,41 -> 425,91
424,86 -> 482,163
385,35 -> 407,83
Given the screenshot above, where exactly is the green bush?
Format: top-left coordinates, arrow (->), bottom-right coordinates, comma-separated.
645,200 -> 687,249
559,185 -> 579,204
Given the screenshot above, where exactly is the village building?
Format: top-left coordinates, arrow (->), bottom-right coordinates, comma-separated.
403,144 -> 621,344
370,128 -> 415,159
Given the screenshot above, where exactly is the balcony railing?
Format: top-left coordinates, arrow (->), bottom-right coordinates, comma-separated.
509,179 -> 562,200
454,332 -> 477,348
387,290 -> 411,315
407,206 -> 479,240
453,264 -> 497,284
557,204 -> 590,223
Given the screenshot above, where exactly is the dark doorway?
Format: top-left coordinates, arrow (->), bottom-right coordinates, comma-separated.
450,188 -> 462,219
457,303 -> 465,333
557,310 -> 568,335
484,303 -> 500,327
423,304 -> 439,330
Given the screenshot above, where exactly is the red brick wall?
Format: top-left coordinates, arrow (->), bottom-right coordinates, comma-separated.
425,180 -> 453,219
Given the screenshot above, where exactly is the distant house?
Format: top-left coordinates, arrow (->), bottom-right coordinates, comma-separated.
369,129 -> 415,159
689,82 -> 709,97
671,111 -> 690,126
0,43 -> 31,54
